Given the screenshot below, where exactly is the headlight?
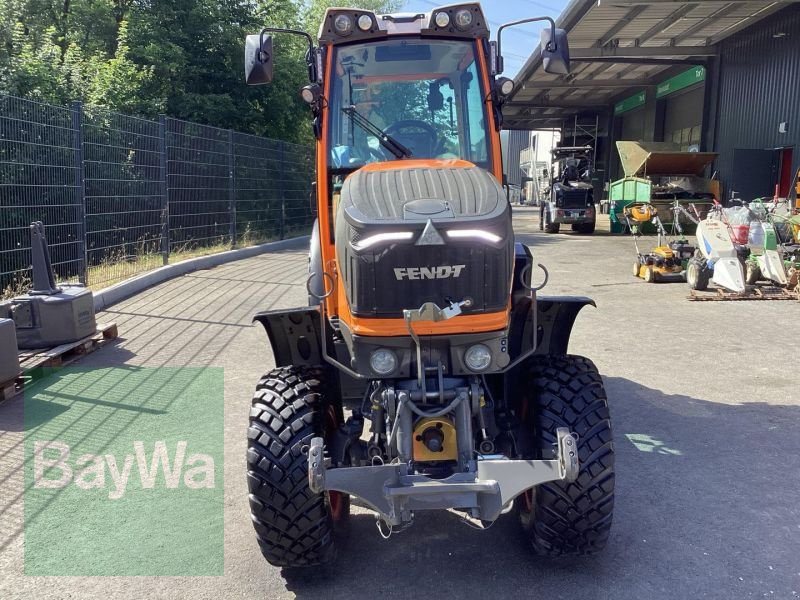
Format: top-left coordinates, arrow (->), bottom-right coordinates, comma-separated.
370,348 -> 398,376
334,14 -> 353,36
464,344 -> 492,372
300,84 -> 320,104
454,9 -> 473,30
497,77 -> 515,96
357,14 -> 373,31
434,11 -> 450,28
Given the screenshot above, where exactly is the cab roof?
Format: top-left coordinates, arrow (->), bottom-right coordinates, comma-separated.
318,3 -> 490,45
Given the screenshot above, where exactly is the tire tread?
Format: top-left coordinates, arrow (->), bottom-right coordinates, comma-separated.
518,355 -> 615,556
247,366 -> 334,567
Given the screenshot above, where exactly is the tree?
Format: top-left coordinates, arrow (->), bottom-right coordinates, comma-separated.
0,0 -> 399,143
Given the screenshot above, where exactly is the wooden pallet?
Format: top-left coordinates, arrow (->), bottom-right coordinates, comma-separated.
18,322 -> 119,371
1,323 -> 119,404
688,286 -> 800,301
0,375 -> 23,403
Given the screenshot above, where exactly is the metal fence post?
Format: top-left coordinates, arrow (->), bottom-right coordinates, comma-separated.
228,130 -> 236,248
279,141 -> 286,240
159,115 -> 170,265
70,101 -> 88,285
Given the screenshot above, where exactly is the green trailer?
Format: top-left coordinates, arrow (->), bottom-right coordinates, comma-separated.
608,141 -> 718,234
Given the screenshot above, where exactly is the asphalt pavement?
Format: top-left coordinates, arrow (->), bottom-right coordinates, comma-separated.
1,207 -> 799,599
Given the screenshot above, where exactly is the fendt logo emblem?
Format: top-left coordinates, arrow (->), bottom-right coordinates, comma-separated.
394,265 -> 466,281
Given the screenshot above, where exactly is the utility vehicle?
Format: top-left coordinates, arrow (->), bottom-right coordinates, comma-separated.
244,3 -> 614,568
539,145 -> 596,234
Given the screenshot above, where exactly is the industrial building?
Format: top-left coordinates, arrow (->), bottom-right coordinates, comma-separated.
505,0 -> 800,204
502,130 -> 561,204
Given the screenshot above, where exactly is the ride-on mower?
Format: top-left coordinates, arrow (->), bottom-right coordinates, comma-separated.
243,3 -> 614,568
624,202 -> 694,283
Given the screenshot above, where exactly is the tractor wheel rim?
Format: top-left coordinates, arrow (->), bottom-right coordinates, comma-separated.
324,404 -> 346,522
523,489 -> 533,513
328,491 -> 345,520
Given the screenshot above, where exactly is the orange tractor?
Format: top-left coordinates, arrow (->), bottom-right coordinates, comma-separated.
244,3 -> 614,568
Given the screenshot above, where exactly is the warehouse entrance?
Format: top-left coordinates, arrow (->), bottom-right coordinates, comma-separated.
730,149 -> 774,201
613,108 -> 645,179
660,85 -> 704,152
731,147 -> 795,201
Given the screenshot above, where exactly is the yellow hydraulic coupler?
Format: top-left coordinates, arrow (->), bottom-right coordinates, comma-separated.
412,417 -> 458,462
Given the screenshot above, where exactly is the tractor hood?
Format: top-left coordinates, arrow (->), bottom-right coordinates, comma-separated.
338,159 -> 507,224
334,160 -> 514,320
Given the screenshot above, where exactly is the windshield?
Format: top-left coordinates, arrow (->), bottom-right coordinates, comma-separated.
554,156 -> 591,182
328,39 -> 491,170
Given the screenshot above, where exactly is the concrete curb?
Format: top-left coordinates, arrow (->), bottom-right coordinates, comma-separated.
93,236 -> 309,311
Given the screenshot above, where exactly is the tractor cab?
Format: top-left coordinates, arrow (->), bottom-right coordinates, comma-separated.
245,3 -> 571,352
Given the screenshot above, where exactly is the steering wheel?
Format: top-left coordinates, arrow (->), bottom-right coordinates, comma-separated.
383,120 -> 439,158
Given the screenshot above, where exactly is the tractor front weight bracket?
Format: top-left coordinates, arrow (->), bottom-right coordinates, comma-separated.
308,428 -> 579,527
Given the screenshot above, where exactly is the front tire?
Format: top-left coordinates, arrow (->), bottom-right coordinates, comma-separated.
544,209 -> 560,234
686,257 -> 710,291
745,261 -> 761,285
247,366 -> 346,568
515,355 -> 615,556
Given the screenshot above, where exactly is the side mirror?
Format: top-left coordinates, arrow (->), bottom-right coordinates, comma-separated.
245,34 -> 273,85
541,28 -> 570,75
427,83 -> 444,112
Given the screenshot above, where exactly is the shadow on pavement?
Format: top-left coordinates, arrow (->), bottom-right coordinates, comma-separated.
0,339 -> 138,434
0,365 -> 220,558
281,375 -> 800,600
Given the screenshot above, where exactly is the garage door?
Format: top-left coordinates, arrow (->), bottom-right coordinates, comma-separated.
663,86 -> 704,151
620,108 -> 645,143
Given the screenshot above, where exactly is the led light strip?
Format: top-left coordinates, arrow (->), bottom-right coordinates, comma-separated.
446,230 -> 502,243
353,231 -> 413,250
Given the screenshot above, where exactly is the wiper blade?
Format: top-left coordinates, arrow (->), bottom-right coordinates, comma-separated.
342,106 -> 412,159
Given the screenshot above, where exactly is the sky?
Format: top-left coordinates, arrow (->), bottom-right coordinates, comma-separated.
401,0 -> 570,77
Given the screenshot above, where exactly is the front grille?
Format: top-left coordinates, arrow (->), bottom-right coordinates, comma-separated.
343,242 -> 512,318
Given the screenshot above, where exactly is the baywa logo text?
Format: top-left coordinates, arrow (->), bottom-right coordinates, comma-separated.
33,440 -> 216,500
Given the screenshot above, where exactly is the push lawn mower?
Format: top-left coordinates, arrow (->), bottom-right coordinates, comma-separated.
624,202 -> 693,283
